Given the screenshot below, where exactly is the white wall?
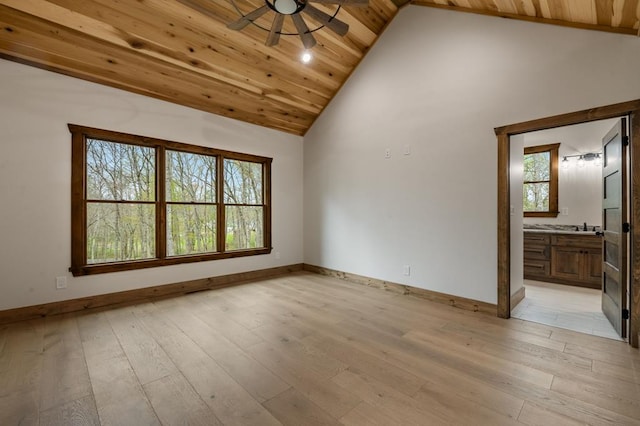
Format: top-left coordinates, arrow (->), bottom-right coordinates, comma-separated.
304,6 -> 640,304
523,119 -> 619,227
510,135 -> 524,297
0,59 -> 304,310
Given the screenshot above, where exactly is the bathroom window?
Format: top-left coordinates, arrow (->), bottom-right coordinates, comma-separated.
523,143 -> 559,217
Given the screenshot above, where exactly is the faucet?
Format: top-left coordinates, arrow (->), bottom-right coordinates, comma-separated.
583,222 -> 588,231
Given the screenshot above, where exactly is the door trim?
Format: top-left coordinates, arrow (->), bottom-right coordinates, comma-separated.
495,99 -> 640,348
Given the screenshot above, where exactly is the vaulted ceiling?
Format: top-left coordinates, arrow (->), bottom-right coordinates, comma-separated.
1,1 -> 639,135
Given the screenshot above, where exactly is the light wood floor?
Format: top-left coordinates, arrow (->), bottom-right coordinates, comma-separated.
2,272 -> 640,425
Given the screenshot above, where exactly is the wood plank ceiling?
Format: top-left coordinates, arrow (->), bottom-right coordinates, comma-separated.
0,0 -> 639,136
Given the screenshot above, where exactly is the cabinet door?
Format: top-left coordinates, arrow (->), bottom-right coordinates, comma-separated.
550,246 -> 582,281
585,249 -> 603,287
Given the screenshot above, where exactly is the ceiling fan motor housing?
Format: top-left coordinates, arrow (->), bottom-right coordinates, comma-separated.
267,0 -> 306,15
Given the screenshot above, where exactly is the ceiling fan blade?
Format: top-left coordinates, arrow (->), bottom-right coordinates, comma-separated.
266,13 -> 285,46
304,4 -> 349,36
227,5 -> 270,31
311,0 -> 369,5
291,14 -> 317,49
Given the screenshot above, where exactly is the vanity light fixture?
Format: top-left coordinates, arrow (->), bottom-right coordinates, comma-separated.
561,152 -> 602,169
593,153 -> 602,166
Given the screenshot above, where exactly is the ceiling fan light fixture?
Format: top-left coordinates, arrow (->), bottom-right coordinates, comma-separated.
301,51 -> 312,63
229,0 -> 368,48
269,0 -> 304,15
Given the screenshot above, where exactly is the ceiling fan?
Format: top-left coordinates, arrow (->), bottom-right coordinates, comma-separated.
228,0 -> 369,49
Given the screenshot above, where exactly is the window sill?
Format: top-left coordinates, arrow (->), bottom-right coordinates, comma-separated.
70,247 -> 272,276
524,211 -> 560,218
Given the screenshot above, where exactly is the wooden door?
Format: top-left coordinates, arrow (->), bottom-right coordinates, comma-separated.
601,118 -> 628,337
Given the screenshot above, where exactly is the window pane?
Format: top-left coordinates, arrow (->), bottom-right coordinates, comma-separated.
166,150 -> 216,202
523,151 -> 550,182
86,139 -> 155,201
167,204 -> 217,256
225,206 -> 264,250
87,202 -> 155,264
523,183 -> 549,212
224,159 -> 263,204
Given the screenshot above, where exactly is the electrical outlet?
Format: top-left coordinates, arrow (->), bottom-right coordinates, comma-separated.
385,148 -> 391,159
561,207 -> 569,216
275,252 -> 281,259
403,265 -> 411,276
404,145 -> 411,155
56,276 -> 67,289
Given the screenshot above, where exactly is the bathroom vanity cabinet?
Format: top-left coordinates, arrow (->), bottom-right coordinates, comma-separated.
524,231 -> 602,289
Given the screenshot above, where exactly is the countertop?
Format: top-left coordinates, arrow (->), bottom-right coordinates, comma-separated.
524,224 -> 601,235
524,229 -> 599,235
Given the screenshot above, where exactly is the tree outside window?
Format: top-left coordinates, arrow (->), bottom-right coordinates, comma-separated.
523,143 -> 559,217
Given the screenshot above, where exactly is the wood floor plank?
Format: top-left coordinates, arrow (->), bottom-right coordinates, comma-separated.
0,390 -> 39,425
160,301 -> 291,403
143,373 -> 221,426
301,332 -> 425,397
178,357 -> 282,426
77,311 -> 160,425
0,320 -> 44,424
0,319 -> 44,389
251,323 -> 348,380
331,369 -> 447,424
441,326 -> 640,411
244,341 -> 361,418
263,387 -> 339,426
39,315 -> 93,412
551,375 -> 640,420
339,401 -> 404,426
439,321 -> 591,372
591,359 -> 640,384
134,303 -> 280,426
517,401 -> 585,426
552,328 -> 639,355
412,383 -> 521,425
564,342 -> 640,369
318,321 -> 526,419
189,300 -> 265,349
105,307 -> 177,385
39,395 -> 100,426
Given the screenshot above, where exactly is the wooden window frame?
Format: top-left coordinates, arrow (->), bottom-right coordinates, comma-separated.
69,124 -> 272,276
523,142 -> 560,218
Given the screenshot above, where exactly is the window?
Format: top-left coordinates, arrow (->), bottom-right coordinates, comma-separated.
523,143 -> 559,217
69,124 -> 271,276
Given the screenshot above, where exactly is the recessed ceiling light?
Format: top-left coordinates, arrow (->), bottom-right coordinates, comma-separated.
301,51 -> 312,64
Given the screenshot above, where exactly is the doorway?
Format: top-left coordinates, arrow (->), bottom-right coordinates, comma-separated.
510,118 -> 623,339
495,99 -> 640,348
